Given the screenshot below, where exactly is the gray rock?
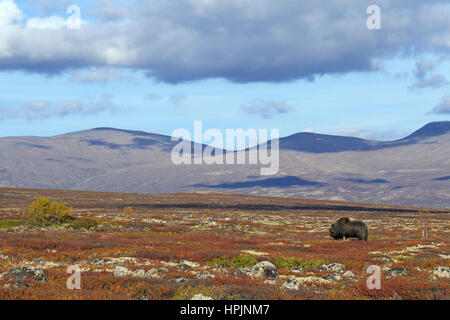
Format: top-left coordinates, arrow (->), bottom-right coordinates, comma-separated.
251,261 -> 279,278
134,269 -> 148,278
92,259 -> 105,266
427,275 -> 437,281
2,266 -> 46,282
433,266 -> 450,278
191,294 -> 214,300
343,271 -> 355,278
114,266 -> 132,277
236,267 -> 253,276
282,279 -> 300,291
195,273 -> 214,280
175,276 -> 188,285
322,273 -> 341,281
6,281 -> 29,288
177,260 -> 199,269
317,263 -> 346,273
386,267 -> 408,277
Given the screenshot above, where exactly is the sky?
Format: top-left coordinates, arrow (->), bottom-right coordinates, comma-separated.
0,0 -> 449,142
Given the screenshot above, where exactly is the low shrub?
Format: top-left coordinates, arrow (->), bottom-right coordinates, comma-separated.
69,218 -> 98,230
27,197 -> 75,226
123,207 -> 134,217
0,219 -> 27,228
272,257 -> 327,270
206,253 -> 257,269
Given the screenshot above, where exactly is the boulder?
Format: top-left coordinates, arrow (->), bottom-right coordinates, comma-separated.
2,266 -> 46,282
251,261 -> 279,278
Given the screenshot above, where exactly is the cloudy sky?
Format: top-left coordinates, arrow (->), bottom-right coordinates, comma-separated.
0,0 -> 449,141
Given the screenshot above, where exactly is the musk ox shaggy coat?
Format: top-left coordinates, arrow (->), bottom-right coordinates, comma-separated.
329,217 -> 368,241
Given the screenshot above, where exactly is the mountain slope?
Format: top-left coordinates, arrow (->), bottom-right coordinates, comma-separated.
0,122 -> 449,208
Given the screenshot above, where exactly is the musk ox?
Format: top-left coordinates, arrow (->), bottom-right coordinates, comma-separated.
329,217 -> 368,241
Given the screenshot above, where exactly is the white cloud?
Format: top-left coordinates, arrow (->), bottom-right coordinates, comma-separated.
0,0 -> 24,27
26,16 -> 66,29
1,1 -> 450,83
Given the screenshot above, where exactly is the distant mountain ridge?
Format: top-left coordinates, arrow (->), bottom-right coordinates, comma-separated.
0,121 -> 449,208
276,121 -> 450,153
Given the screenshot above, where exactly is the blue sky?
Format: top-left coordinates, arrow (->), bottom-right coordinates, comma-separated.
0,0 -> 449,141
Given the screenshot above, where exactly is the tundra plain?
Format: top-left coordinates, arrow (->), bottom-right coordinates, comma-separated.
0,187 -> 448,300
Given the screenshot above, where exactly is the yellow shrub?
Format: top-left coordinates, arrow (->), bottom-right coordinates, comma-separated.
27,197 -> 74,226
122,207 -> 134,217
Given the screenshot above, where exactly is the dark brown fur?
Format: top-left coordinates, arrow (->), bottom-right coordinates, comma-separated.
329,217 -> 368,241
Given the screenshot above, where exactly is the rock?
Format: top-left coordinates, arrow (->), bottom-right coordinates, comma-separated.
114,266 -> 132,277
191,294 -> 214,300
263,280 -> 276,285
6,281 -> 29,288
294,276 -> 331,284
317,263 -> 345,273
134,269 -> 148,278
433,266 -> 450,278
251,261 -> 279,278
386,267 -> 408,277
195,273 -> 214,280
92,259 -> 105,266
343,271 -> 355,278
175,277 -> 188,285
1,266 -> 46,282
427,275 -> 437,281
322,273 -> 341,281
178,260 -> 200,269
235,267 -> 253,276
282,279 -> 300,291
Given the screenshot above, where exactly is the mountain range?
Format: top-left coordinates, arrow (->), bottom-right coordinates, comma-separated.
0,121 -> 449,208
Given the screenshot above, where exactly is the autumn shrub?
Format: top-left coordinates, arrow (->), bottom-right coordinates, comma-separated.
69,218 -> 98,230
123,207 -> 134,217
27,197 -> 75,226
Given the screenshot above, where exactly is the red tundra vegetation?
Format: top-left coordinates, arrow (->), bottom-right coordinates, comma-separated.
0,187 -> 448,300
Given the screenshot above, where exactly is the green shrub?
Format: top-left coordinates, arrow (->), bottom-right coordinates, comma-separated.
206,253 -> 257,269
0,219 -> 27,228
27,197 -> 75,226
272,257 -> 327,270
69,218 -> 98,230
